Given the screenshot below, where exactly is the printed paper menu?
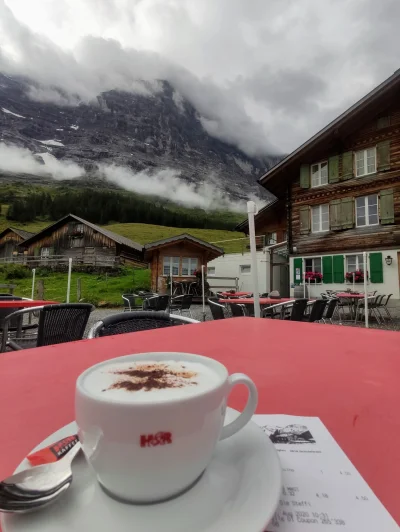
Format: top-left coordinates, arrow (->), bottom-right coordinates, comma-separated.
252,415 -> 398,531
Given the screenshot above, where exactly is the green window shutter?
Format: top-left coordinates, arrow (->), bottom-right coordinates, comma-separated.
380,189 -> 394,224
369,252 -> 383,283
293,258 -> 303,285
300,164 -> 310,189
328,155 -> 339,183
341,152 -> 353,180
377,140 -> 390,171
49,247 -> 55,255
33,247 -> 39,257
340,197 -> 354,229
329,199 -> 341,230
322,256 -> 333,283
333,255 -> 344,283
299,206 -> 310,234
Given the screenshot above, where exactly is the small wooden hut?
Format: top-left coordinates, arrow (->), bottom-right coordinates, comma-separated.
144,234 -> 224,293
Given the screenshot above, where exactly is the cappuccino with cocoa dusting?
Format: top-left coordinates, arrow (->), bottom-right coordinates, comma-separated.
81,360 -> 220,402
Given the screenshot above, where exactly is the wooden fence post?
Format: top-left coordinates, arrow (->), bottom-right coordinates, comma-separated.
77,278 -> 82,301
37,280 -> 45,300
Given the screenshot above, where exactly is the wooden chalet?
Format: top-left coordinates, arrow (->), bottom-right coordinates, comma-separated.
257,68 -> 400,299
144,234 -> 224,293
0,227 -> 34,259
236,199 -> 287,246
17,214 -> 145,267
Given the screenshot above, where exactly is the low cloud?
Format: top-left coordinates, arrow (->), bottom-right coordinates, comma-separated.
0,142 -> 84,178
0,142 -> 249,211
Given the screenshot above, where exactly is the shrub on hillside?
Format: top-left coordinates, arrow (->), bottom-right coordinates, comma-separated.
0,264 -> 31,280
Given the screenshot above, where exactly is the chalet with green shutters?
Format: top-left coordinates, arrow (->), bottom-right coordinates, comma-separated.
257,68 -> 400,300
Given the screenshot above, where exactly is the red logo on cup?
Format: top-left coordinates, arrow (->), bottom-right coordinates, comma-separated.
140,432 -> 172,448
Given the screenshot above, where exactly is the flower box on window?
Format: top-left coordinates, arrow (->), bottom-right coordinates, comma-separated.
345,270 -> 364,283
305,271 -> 323,283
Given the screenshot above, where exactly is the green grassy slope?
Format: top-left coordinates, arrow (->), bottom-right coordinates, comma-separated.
0,267 -> 151,306
0,209 -> 247,254
105,223 -> 246,254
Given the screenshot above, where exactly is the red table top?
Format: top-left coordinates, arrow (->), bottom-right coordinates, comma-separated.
336,293 -> 366,299
0,300 -> 58,308
219,291 -> 253,297
0,318 -> 398,525
219,297 -> 294,305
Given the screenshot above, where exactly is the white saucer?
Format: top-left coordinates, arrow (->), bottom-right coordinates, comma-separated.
2,408 -> 282,532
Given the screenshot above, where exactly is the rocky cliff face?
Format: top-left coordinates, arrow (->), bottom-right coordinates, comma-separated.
0,73 -> 277,200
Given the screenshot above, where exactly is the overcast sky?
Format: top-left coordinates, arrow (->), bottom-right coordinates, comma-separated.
0,0 -> 399,156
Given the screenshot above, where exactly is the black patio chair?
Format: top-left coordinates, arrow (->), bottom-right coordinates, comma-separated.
122,293 -> 142,311
373,294 -> 386,322
286,299 -> 308,321
88,311 -> 199,338
321,298 -> 338,324
1,303 -> 94,352
263,301 -> 288,319
244,303 -> 255,317
143,295 -> 170,311
169,295 -> 193,318
0,296 -> 39,340
230,303 -> 246,317
208,298 -> 226,320
379,294 -> 393,321
354,296 -> 378,324
305,299 -> 328,323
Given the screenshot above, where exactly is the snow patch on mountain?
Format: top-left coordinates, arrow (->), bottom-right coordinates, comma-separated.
2,108 -> 25,119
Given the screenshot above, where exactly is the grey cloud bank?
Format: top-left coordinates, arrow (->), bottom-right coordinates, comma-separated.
0,143 -> 251,211
0,0 -> 399,156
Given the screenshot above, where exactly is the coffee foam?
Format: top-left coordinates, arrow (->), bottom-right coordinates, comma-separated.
82,360 -> 221,402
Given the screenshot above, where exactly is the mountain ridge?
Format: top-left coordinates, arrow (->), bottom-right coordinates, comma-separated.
0,73 -> 278,202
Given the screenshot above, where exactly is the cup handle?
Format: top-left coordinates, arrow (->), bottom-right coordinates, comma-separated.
219,373 -> 258,441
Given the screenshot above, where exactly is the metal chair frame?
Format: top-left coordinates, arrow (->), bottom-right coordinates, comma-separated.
208,299 -> 226,320
169,295 -> 194,318
1,304 -> 94,352
122,293 -> 142,311
88,311 -> 199,338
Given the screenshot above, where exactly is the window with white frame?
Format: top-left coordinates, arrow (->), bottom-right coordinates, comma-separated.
305,257 -> 322,273
207,266 -> 216,276
311,205 -> 329,233
163,256 -> 180,276
240,265 -> 251,274
181,257 -> 198,276
311,161 -> 328,187
41,247 -> 50,258
346,254 -> 364,273
267,232 -> 277,245
355,148 -> 376,177
355,194 -> 379,227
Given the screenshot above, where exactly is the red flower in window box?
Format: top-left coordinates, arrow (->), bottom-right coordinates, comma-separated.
345,270 -> 364,283
305,271 -> 323,283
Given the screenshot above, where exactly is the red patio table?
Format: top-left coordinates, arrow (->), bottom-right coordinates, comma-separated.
0,318 -> 398,527
0,300 -> 59,308
219,297 -> 293,305
336,292 -> 366,299
218,291 -> 253,298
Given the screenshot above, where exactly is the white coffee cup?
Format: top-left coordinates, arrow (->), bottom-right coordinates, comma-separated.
75,352 -> 258,503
